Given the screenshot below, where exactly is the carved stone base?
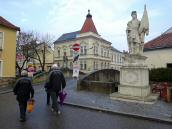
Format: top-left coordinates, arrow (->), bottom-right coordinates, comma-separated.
120,54 -> 150,97
112,54 -> 158,103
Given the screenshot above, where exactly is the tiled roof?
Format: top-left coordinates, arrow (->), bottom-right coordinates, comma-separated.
144,33 -> 172,51
54,31 -> 80,43
0,16 -> 20,31
80,11 -> 98,34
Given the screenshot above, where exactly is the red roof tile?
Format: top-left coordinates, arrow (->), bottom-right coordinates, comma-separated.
144,33 -> 172,51
80,10 -> 98,34
0,16 -> 20,31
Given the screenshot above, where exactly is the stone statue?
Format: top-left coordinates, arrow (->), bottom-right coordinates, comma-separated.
126,5 -> 149,55
63,52 -> 68,68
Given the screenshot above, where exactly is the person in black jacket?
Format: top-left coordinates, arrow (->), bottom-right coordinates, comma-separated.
47,64 -> 66,115
44,81 -> 51,105
13,70 -> 34,122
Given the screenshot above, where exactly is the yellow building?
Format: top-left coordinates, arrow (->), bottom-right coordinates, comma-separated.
0,16 -> 20,78
33,43 -> 54,72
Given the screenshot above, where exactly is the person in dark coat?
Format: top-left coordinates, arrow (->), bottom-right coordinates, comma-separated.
13,70 -> 34,122
44,81 -> 51,105
47,64 -> 66,115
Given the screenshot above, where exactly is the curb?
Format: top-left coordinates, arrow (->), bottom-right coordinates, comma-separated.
63,101 -> 172,124
0,90 -> 13,94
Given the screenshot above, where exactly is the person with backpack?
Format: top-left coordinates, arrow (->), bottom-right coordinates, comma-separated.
46,64 -> 66,115
13,70 -> 34,122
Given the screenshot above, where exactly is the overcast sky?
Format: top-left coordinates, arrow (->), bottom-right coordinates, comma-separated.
0,0 -> 172,51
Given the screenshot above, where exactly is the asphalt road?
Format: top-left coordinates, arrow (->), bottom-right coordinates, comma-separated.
0,86 -> 172,129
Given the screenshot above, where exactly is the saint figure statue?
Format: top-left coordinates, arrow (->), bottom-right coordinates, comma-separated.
126,5 -> 149,55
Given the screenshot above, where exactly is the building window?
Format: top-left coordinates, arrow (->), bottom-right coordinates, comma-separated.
101,62 -> 103,69
94,46 -> 98,56
101,48 -> 103,56
0,61 -> 2,77
64,51 -> 66,56
94,61 -> 95,70
58,50 -> 60,57
0,32 -> 4,49
70,49 -> 73,57
104,51 -> 106,57
57,62 -> 60,67
96,62 -> 98,70
80,61 -> 83,70
116,54 -> 118,63
107,50 -> 109,57
70,62 -> 73,69
84,61 -> 87,70
80,60 -> 87,70
80,46 -> 87,55
167,63 -> 172,68
94,61 -> 98,70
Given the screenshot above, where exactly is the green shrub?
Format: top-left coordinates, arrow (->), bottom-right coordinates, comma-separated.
149,68 -> 172,82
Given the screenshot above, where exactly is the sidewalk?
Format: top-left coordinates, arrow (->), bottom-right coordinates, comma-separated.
64,79 -> 172,124
1,79 -> 172,124
0,85 -> 13,94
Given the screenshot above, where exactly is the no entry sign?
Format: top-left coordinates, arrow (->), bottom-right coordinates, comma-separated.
72,43 -> 80,51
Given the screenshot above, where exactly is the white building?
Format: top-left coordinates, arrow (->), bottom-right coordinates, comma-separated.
54,10 -> 123,73
143,27 -> 172,68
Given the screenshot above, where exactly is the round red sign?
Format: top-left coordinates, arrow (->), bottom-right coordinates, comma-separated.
73,43 -> 80,51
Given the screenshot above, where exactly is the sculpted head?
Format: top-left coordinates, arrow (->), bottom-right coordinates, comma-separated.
131,11 -> 137,19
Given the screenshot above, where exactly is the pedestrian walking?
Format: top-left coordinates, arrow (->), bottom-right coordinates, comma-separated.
47,64 -> 66,115
13,70 -> 34,122
44,81 -> 51,105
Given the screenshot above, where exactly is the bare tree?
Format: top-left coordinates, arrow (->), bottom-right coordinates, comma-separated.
28,33 -> 54,71
16,31 -> 54,75
16,31 -> 35,76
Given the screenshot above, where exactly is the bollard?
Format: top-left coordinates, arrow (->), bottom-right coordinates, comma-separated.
167,87 -> 172,103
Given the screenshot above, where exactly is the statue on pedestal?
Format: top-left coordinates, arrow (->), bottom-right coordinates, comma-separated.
126,5 -> 149,55
63,52 -> 68,68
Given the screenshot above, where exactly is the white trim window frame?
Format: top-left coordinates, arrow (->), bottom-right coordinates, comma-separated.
0,60 -> 3,77
0,32 -> 4,50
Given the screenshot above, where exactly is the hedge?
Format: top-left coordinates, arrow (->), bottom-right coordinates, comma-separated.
149,68 -> 172,82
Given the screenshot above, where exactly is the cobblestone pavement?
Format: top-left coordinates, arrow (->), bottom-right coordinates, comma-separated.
63,79 -> 172,122
0,87 -> 172,129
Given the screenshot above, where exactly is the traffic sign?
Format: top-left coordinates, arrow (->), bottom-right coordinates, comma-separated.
73,43 -> 80,51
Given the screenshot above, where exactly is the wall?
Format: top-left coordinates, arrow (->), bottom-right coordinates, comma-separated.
77,69 -> 120,94
143,48 -> 172,68
0,25 -> 17,77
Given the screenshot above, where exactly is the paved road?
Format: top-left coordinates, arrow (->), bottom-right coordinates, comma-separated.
0,88 -> 172,129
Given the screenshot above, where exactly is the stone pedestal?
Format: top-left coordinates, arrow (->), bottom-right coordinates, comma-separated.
110,54 -> 159,104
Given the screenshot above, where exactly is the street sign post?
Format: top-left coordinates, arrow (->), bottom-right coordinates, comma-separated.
72,43 -> 80,78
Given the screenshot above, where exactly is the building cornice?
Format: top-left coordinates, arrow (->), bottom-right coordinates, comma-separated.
54,35 -> 111,45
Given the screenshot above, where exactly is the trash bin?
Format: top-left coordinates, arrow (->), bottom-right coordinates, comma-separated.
167,87 -> 172,102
